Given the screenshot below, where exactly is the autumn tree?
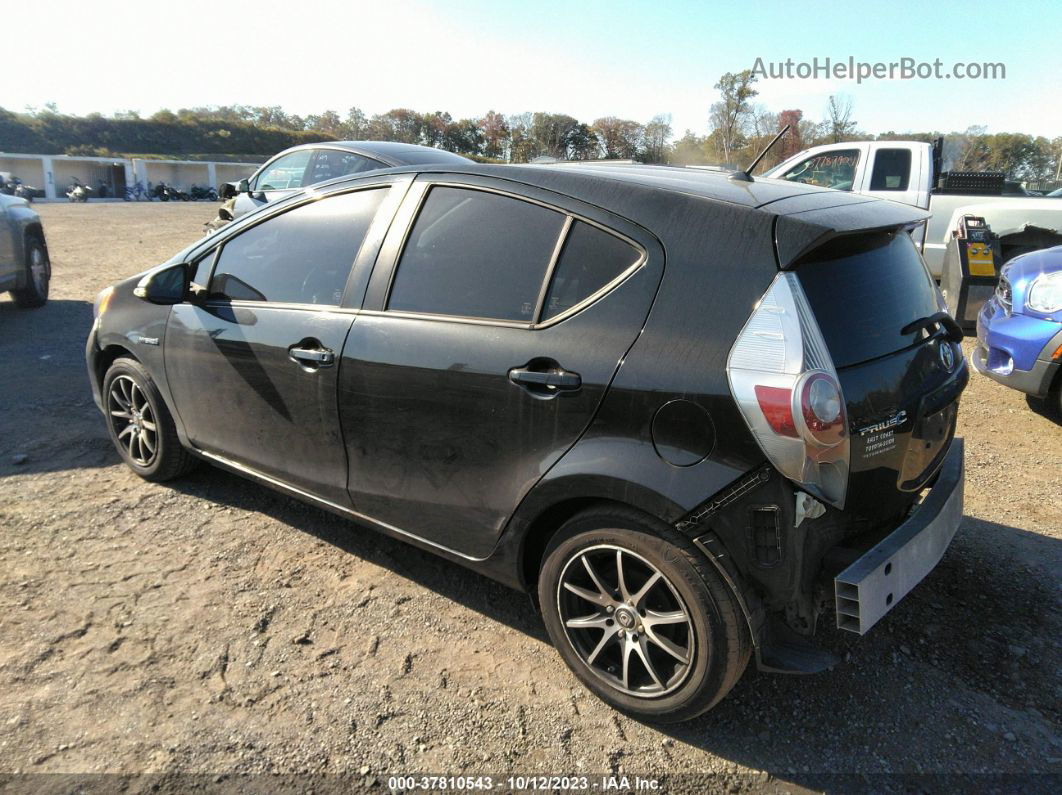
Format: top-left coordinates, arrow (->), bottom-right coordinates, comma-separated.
478,110 -> 509,160
777,109 -> 804,160
592,117 -> 643,159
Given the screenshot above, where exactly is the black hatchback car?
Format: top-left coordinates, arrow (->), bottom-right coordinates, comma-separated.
88,163 -> 968,722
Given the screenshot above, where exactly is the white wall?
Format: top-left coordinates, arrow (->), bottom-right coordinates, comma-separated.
0,156 -> 47,191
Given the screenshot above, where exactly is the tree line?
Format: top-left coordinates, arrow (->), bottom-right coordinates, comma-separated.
4,79 -> 1059,181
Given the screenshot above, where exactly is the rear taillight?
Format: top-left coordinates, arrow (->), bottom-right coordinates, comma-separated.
727,272 -> 850,508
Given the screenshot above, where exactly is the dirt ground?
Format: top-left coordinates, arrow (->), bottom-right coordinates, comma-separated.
0,202 -> 1059,792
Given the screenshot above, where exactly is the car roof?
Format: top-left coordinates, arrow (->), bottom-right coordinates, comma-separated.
302,160 -> 931,267
273,140 -> 471,166
509,162 -> 834,209
335,160 -> 919,215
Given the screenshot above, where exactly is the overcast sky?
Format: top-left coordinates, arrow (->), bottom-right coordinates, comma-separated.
7,0 -> 1060,139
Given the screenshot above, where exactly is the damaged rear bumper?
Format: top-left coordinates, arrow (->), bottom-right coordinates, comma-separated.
834,438 -> 964,635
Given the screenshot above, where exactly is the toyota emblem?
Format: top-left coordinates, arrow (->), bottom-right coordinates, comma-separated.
939,342 -> 955,372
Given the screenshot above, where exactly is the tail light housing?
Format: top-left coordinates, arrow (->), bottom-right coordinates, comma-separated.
727,272 -> 850,508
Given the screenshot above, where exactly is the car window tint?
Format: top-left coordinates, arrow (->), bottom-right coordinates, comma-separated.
308,150 -> 385,184
780,149 -> 860,191
253,150 -> 312,191
388,187 -> 566,321
542,221 -> 641,320
211,189 -> 386,305
869,148 -> 912,191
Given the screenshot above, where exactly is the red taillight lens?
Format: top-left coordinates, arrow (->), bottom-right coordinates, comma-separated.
754,385 -> 797,438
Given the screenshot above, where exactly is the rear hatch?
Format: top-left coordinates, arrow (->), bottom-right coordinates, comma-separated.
793,231 -> 968,513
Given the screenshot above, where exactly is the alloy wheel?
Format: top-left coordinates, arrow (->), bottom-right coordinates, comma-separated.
557,544 -> 695,697
108,375 -> 158,467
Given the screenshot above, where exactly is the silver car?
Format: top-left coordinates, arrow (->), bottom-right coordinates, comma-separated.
0,194 -> 49,308
227,141 -> 471,221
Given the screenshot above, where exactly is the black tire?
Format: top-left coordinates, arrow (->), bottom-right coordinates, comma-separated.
102,358 -> 197,482
11,236 -> 50,308
538,506 -> 750,723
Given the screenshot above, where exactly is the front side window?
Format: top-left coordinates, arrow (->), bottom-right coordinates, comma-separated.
210,189 -> 386,305
869,148 -> 912,191
541,221 -> 642,320
388,187 -> 566,322
252,150 -> 313,191
780,149 -> 861,191
307,150 -> 385,184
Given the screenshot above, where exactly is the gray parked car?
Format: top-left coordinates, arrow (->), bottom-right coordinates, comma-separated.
219,141 -> 472,224
0,194 -> 49,308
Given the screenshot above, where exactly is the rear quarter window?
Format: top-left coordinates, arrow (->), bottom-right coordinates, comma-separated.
796,232 -> 940,368
541,221 -> 642,320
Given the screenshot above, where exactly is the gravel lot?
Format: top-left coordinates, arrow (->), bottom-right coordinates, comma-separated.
1,202 -> 1060,792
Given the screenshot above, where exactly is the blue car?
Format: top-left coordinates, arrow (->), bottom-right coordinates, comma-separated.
973,245 -> 1062,415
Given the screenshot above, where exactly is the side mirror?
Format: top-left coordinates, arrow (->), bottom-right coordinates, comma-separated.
133,263 -> 190,305
237,178 -> 250,194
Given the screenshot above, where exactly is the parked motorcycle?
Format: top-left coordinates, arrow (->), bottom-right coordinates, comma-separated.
2,177 -> 36,202
152,182 -> 186,202
123,181 -> 151,201
14,182 -> 36,202
189,185 -> 219,201
66,179 -> 92,203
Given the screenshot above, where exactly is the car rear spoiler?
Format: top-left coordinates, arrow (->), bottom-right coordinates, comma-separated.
772,196 -> 932,269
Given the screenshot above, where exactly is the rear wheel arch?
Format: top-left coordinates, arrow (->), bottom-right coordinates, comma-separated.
515,478 -> 684,595
519,497 -> 633,594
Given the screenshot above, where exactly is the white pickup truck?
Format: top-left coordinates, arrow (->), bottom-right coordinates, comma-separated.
763,140 -> 1062,277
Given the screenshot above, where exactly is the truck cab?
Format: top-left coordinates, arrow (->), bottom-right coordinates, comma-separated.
765,140 -> 1062,278
767,141 -> 931,210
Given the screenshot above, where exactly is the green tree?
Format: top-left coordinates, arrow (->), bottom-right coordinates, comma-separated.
709,70 -> 758,165
641,114 -> 672,163
826,95 -> 857,143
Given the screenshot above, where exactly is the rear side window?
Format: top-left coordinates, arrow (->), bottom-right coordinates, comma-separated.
869,149 -> 912,191
211,189 -> 385,305
388,187 -> 566,321
796,232 -> 940,368
542,221 -> 642,320
307,150 -> 385,183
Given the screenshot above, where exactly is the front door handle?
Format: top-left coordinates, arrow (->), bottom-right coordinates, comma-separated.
509,360 -> 581,396
289,345 -> 335,367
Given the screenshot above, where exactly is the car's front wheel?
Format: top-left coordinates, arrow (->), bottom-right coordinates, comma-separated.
538,506 -> 750,722
11,237 -> 50,308
103,358 -> 197,481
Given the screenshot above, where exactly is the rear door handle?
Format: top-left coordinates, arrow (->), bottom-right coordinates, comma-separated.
509,366 -> 581,392
289,346 -> 335,367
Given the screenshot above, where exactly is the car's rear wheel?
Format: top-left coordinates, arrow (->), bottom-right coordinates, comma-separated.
11,237 -> 50,308
538,506 -> 750,722
103,358 -> 197,481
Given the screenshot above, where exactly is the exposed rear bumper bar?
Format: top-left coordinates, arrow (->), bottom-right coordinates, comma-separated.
834,438 -> 964,635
